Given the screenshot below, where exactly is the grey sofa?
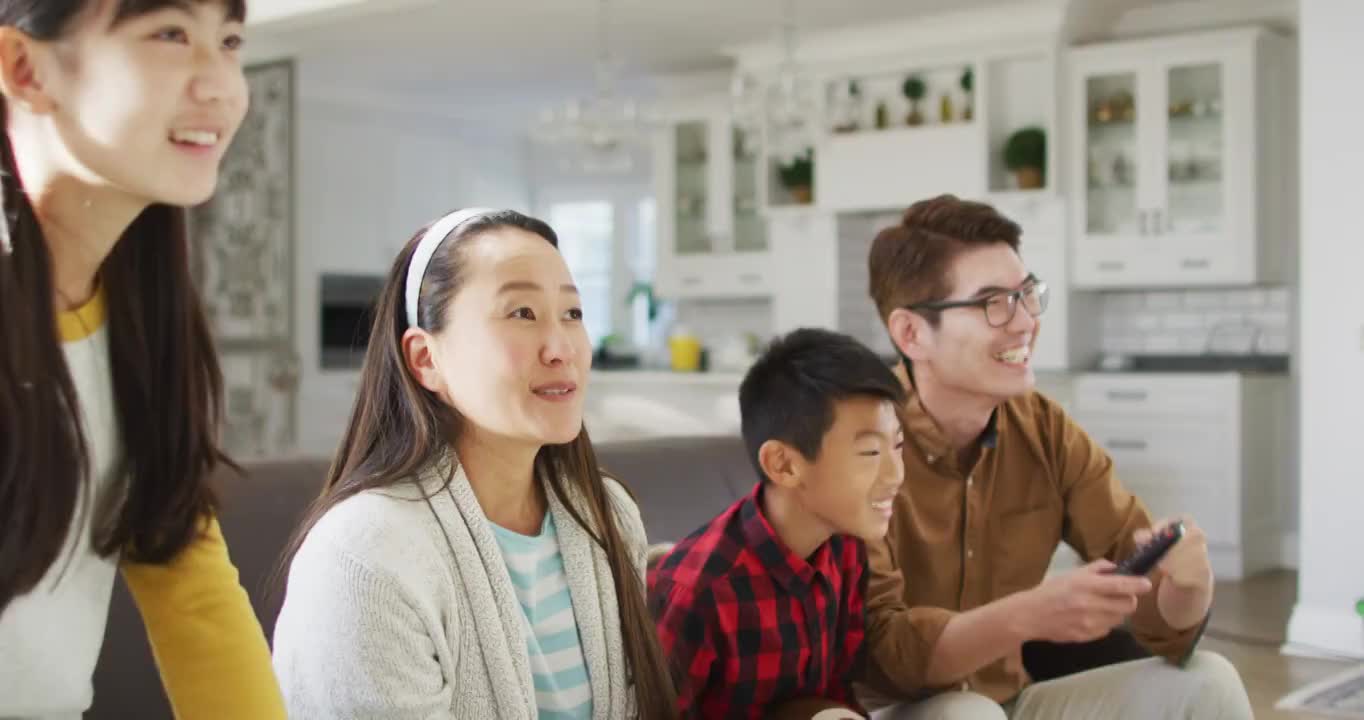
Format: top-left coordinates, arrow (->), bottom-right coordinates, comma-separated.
89,435 -> 753,719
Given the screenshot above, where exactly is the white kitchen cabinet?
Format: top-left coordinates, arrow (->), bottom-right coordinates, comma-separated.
770,210 -> 839,335
816,124 -> 986,213
652,102 -> 772,300
990,193 -> 1099,372
1073,372 -> 1292,580
1068,28 -> 1295,288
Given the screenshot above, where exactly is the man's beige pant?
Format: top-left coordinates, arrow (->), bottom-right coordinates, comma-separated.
869,651 -> 1252,720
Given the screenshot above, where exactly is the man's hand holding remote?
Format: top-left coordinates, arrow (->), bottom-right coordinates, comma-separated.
1014,561 -> 1153,644
1136,516 -> 1215,631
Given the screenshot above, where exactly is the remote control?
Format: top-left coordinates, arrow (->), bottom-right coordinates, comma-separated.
1114,521 -> 1185,576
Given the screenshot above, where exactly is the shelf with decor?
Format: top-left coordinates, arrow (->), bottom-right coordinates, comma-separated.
816,62 -> 984,211
811,47 -> 1058,212
766,146 -> 815,210
986,50 -> 1054,194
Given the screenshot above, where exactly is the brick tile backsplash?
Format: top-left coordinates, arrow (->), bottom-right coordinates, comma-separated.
837,213 -> 900,355
675,297 -> 773,347
1100,287 -> 1293,356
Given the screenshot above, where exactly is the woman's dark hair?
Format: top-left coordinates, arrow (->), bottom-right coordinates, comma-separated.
279,209 -> 678,718
0,0 -> 247,612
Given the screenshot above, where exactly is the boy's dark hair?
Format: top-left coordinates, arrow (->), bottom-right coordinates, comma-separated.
738,328 -> 906,482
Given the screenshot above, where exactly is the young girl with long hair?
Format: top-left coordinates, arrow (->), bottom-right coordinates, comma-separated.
0,0 -> 283,716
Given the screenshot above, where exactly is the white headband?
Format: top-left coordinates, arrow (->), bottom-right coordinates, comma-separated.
404,207 -> 496,328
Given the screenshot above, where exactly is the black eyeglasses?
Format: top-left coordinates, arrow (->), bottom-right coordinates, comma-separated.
908,278 -> 1049,328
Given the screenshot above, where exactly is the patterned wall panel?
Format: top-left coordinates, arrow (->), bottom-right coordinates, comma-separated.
191,60 -> 298,458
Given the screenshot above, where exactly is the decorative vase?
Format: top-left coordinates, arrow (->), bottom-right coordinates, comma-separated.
1015,167 -> 1043,190
790,185 -> 813,204
907,102 -> 923,126
940,94 -> 954,123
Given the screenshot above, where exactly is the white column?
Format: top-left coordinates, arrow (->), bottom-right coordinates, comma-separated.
1286,0 -> 1364,659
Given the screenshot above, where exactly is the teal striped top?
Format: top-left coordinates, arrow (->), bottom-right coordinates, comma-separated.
490,511 -> 593,719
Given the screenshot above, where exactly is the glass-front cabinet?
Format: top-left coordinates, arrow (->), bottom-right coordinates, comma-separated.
654,103 -> 771,299
1161,62 -> 1225,240
672,120 -> 712,255
1082,70 -> 1141,239
1069,29 -> 1290,288
731,126 -> 767,253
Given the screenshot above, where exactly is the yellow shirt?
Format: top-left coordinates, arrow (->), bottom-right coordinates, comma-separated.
5,289 -> 285,718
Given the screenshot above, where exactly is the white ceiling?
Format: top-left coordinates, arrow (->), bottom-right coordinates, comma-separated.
249,0 -> 1012,116
247,0 -> 1295,126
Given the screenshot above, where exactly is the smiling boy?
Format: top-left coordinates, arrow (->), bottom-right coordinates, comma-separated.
649,328 -> 906,719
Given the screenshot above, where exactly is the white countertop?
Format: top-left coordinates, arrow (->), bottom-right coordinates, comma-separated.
590,369 -> 746,386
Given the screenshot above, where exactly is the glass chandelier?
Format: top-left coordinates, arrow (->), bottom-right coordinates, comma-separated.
533,0 -> 656,173
729,0 -> 817,161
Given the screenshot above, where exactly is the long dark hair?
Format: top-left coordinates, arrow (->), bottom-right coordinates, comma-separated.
0,0 -> 247,612
279,210 -> 678,718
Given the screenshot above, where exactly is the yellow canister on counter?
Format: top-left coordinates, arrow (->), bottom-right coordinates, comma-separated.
668,329 -> 702,372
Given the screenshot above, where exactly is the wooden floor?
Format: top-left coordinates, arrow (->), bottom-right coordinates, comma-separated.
1204,570 -> 1359,719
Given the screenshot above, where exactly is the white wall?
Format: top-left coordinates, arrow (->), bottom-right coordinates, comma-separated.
292,60 -> 531,457
1287,0 -> 1364,659
528,145 -> 655,351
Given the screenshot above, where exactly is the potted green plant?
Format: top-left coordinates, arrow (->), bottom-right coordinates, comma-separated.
1004,126 -> 1046,189
777,148 -> 814,204
902,74 -> 926,126
960,66 -> 974,121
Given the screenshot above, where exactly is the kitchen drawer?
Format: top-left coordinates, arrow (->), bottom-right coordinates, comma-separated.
1075,373 -> 1239,418
1082,418 -> 1233,479
1122,480 -> 1238,548
1082,418 -> 1238,547
659,253 -> 772,299
1073,240 -> 1162,288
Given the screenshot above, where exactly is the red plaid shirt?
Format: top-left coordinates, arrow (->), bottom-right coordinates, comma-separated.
648,484 -> 868,719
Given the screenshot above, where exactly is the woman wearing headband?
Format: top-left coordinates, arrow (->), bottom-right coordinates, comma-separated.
271,209 -> 677,719
0,1 -> 284,717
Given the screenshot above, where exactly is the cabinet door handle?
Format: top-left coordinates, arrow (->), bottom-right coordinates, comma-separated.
738,273 -> 762,285
1105,389 -> 1148,402
1097,261 -> 1126,272
1181,257 -> 1210,270
1106,438 -> 1149,451
1138,210 -> 1148,236
681,276 -> 702,287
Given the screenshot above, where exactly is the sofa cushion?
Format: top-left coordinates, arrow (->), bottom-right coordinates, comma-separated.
91,457 -> 329,720
88,435 -> 753,718
597,434 -> 753,543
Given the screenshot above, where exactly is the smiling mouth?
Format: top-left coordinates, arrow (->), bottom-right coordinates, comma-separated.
532,382 -> 578,399
169,129 -> 220,147
994,346 -> 1031,365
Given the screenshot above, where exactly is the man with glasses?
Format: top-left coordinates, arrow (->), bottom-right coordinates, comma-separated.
856,195 -> 1251,719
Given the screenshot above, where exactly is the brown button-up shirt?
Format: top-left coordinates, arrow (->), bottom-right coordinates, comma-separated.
860,382 -> 1204,703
